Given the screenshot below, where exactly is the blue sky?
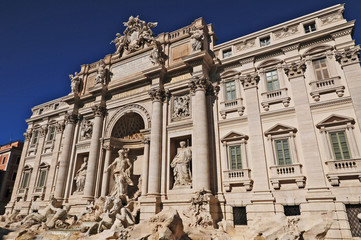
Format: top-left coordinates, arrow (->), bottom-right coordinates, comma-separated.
0,0 -> 360,145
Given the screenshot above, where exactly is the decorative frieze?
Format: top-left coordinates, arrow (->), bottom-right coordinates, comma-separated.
240,74 -> 260,89
274,25 -> 299,40
284,62 -> 307,79
335,46 -> 360,66
91,105 -> 106,117
320,10 -> 344,25
188,75 -> 213,94
235,39 -> 255,52
330,28 -> 353,39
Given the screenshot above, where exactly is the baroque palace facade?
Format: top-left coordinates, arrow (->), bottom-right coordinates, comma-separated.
6,4 -> 361,239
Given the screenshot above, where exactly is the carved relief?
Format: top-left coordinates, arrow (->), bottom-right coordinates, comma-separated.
149,41 -> 167,66
69,72 -> 82,94
190,27 -> 204,51
335,46 -> 360,66
172,94 -> 190,120
274,25 -> 299,39
80,120 -> 93,140
171,141 -> 192,188
111,16 -> 158,57
235,39 -> 256,52
320,10 -> 343,25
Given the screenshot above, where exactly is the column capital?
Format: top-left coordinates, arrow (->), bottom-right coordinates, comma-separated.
188,75 -> 213,95
91,104 -> 106,117
148,87 -> 168,102
142,137 -> 150,145
240,73 -> 260,89
55,122 -> 65,133
24,130 -> 32,141
64,113 -> 79,125
39,126 -> 48,137
335,46 -> 360,66
284,61 -> 307,79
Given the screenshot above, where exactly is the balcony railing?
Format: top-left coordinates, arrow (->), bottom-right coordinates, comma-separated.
223,169 -> 252,191
325,158 -> 361,186
261,88 -> 290,111
269,163 -> 305,189
220,98 -> 245,119
309,76 -> 345,101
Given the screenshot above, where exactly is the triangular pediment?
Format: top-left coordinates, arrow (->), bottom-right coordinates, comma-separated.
316,114 -> 354,128
221,131 -> 248,142
265,124 -> 297,136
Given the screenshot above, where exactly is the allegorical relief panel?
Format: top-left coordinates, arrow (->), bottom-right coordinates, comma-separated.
80,120 -> 93,140
172,94 -> 191,121
110,55 -> 153,81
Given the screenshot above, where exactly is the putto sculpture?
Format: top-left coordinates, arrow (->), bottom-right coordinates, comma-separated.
171,141 -> 192,187
111,15 -> 158,57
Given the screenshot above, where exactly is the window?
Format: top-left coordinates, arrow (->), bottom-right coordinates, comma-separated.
31,130 -> 39,145
304,22 -> 316,33
12,172 -> 17,181
260,36 -> 270,47
225,81 -> 236,101
329,131 -> 351,160
265,70 -> 280,91
5,189 -> 12,198
21,172 -> 30,189
38,108 -> 43,115
37,169 -> 47,187
47,126 -> 55,141
16,157 -> 20,165
284,205 -> 300,216
229,145 -> 242,170
312,58 -> 330,80
346,204 -> 361,237
233,207 -> 247,225
275,139 -> 292,165
223,49 -> 232,58
54,103 -> 59,110
1,156 -> 6,164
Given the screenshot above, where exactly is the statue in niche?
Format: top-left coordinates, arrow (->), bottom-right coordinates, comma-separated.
74,156 -> 88,192
173,95 -> 190,120
95,59 -> 107,85
105,149 -> 134,198
190,27 -> 204,51
69,72 -> 82,93
80,120 -> 93,139
149,40 -> 166,66
171,141 -> 192,187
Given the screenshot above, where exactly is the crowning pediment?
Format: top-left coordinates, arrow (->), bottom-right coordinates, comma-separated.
220,70 -> 240,79
221,131 -> 248,142
265,124 -> 297,136
316,114 -> 355,128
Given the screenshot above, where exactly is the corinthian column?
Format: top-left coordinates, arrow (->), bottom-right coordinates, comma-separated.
54,113 -> 78,200
141,137 -> 150,196
189,75 -> 213,192
101,142 -> 111,197
147,87 -> 166,195
83,104 -> 106,200
335,46 -> 361,130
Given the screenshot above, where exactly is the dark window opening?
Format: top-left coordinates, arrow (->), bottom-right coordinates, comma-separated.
284,205 -> 301,216
346,204 -> 361,237
233,207 -> 247,225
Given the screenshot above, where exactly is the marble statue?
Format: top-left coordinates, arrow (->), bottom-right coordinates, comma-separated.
80,120 -> 93,139
95,59 -> 107,85
106,149 -> 134,198
171,141 -> 192,187
69,72 -> 82,93
190,28 -> 204,51
111,16 -> 158,57
149,40 -> 166,65
74,156 -> 88,192
173,95 -> 190,119
46,204 -> 71,229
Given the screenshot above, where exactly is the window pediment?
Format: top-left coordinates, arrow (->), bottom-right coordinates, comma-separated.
257,58 -> 283,69
220,70 -> 240,80
316,114 -> 355,129
221,131 -> 248,142
265,124 -> 297,136
303,44 -> 333,57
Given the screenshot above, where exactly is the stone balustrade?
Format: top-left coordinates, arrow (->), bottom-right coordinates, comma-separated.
269,163 -> 305,189
261,88 -> 290,111
326,158 -> 361,186
309,76 -> 345,101
219,98 -> 245,119
222,169 -> 253,191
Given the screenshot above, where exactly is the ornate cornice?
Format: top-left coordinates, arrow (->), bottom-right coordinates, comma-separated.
284,62 -> 307,79
65,113 -> 79,125
240,73 -> 260,89
92,104 -> 107,117
335,46 -> 360,66
330,28 -> 353,39
188,75 -> 213,95
148,87 -> 168,102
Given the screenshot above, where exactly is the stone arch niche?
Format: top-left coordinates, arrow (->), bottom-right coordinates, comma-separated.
107,111 -> 147,199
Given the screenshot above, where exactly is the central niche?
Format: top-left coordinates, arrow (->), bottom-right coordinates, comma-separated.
111,112 -> 145,139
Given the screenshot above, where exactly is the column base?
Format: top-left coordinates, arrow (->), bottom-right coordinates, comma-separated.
139,195 -> 162,221
305,187 -> 335,202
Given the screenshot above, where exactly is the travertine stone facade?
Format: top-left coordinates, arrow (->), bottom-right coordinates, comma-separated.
7,4 -> 361,239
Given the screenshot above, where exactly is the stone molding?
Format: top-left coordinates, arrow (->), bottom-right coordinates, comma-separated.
240,73 -> 260,89
284,62 -> 307,79
64,113 -> 79,125
335,46 -> 360,66
92,104 -> 107,117
331,28 -> 353,39
188,75 -> 213,95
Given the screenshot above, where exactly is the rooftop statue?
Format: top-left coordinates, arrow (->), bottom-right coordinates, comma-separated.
111,16 -> 158,57
69,72 -> 82,94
